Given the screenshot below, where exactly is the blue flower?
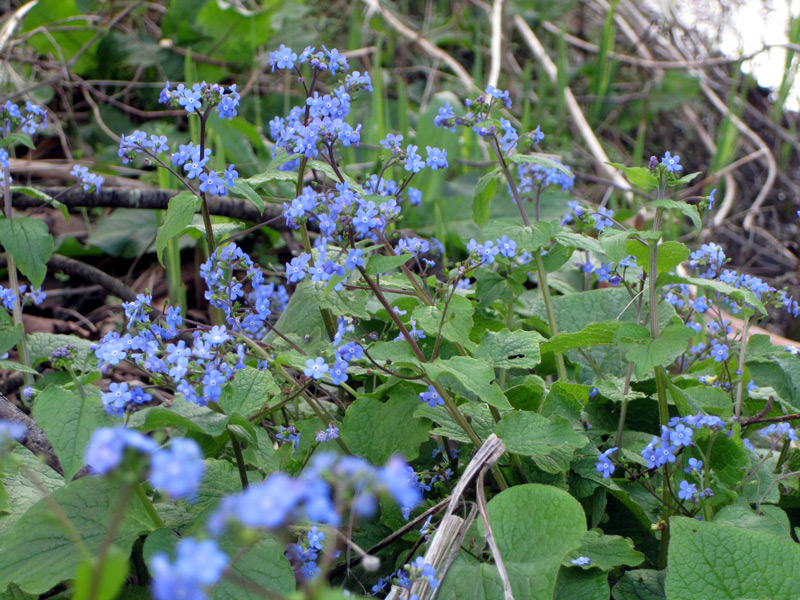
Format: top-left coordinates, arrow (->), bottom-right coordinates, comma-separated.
594,263 -> 613,283
669,424 -> 693,448
419,385 -> 443,408
497,235 -> 516,258
329,360 -> 349,385
178,88 -> 202,113
678,480 -> 698,501
85,426 -> 158,475
149,438 -> 205,501
661,151 -> 682,173
151,538 -> 228,600
304,357 -> 329,380
684,457 -> 703,473
102,382 -> 133,417
404,145 -> 424,173
591,207 -> 614,231
270,44 -> 298,71
710,342 -> 728,362
595,447 -> 617,478
571,556 -> 591,566
425,146 -> 448,170
307,526 -> 325,550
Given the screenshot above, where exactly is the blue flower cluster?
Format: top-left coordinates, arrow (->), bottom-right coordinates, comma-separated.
516,161 -> 575,195
0,284 -> 45,312
201,243 -> 289,336
208,452 -> 422,533
432,86 -> 514,141
2,100 -> 48,136
101,382 -> 152,416
685,242 -> 797,317
93,282 -> 271,408
85,426 -> 204,500
267,45 -> 376,170
151,538 -> 228,600
315,423 -> 340,443
158,81 -> 240,119
118,131 -> 239,198
284,526 -> 327,582
466,235 -> 517,265
70,165 -> 104,193
371,556 -> 439,597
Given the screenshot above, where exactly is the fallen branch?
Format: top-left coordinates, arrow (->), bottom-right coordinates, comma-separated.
11,186 -> 290,229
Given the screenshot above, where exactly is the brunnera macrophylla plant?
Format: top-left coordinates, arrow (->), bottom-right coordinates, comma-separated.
2,42 -> 800,600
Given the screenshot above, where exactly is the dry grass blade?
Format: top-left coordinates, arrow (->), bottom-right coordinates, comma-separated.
388,434 -> 506,600
361,0 -> 475,93
512,15 -> 633,203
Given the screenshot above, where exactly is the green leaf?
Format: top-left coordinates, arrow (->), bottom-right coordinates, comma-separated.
365,253 -> 412,276
424,357 -> 511,410
553,567 -> 610,600
33,385 -> 116,480
307,159 -> 365,194
565,530 -> 643,571
412,295 -> 476,351
472,170 -> 499,226
212,534 -> 295,599
699,430 -> 749,492
607,163 -> 659,190
419,402 -> 495,444
73,545 -> 129,600
26,333 -> 95,373
600,229 -> 636,263
245,151 -> 299,185
0,359 -> 37,374
627,239 -> 689,277
650,198 -> 701,229
611,569 -> 666,600
474,328 -> 544,369
438,484 -> 586,600
494,411 -> 587,473
10,186 -> 67,221
509,154 -> 574,176
0,218 -> 53,288
0,324 -> 23,355
0,476 -> 155,594
657,273 -> 766,314
340,387 -> 431,464
623,324 -> 692,378
142,394 -> 229,437
714,505 -> 792,539
229,179 -> 265,214
747,354 -> 800,412
156,192 -> 202,265
542,321 -> 625,354
264,281 -> 327,355
219,367 -> 279,417
672,171 -> 702,185
666,517 -> 800,599
0,582 -> 38,600
0,133 -> 35,150
307,282 -> 371,320
0,446 -> 63,539
226,414 -> 259,448
554,231 -> 604,254
541,243 -> 574,272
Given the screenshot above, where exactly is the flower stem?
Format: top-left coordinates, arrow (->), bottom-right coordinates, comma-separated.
133,481 -> 166,529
